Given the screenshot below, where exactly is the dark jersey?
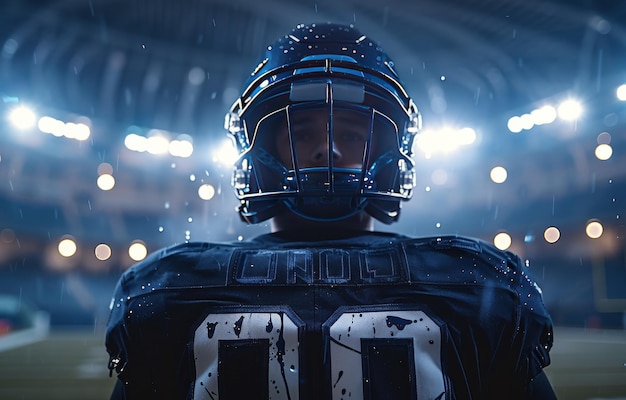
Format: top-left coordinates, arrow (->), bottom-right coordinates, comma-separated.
105,231 -> 553,399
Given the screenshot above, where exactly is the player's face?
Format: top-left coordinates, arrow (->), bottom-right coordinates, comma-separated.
274,107 -> 373,169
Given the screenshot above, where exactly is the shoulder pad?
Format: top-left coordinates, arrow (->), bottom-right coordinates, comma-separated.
425,235 -> 483,254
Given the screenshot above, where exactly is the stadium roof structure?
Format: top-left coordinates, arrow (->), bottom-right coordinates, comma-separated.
0,0 -> 625,266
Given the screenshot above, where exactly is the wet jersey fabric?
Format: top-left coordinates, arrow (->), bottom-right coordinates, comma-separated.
105,231 -> 553,399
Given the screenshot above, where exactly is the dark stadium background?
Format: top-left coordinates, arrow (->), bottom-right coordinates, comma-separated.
0,0 -> 625,398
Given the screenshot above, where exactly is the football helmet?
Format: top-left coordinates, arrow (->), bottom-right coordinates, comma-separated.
225,22 -> 421,224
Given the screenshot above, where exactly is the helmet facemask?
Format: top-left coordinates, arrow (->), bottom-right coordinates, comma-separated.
229,78 -> 417,224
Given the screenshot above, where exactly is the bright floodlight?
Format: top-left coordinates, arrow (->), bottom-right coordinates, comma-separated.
212,138 -> 239,166
519,113 -> 534,130
124,133 -> 148,152
38,116 -> 65,136
413,126 -> 477,156
36,116 -> 90,140
617,84 -> 626,101
507,116 -> 523,133
146,135 -> 170,155
169,139 -> 194,158
64,122 -> 91,141
8,106 -> 36,130
531,105 -> 557,125
557,99 -> 583,121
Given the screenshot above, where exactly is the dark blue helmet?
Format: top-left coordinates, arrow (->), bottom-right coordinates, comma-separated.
225,22 -> 421,224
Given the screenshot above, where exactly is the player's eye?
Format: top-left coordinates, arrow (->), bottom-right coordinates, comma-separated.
338,131 -> 367,143
291,129 -> 313,142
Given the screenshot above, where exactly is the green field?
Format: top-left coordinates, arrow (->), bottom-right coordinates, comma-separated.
0,327 -> 624,399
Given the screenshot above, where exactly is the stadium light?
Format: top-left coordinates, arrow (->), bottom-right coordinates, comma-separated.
413,126 -> 477,157
557,99 -> 583,121
212,138 -> 239,166
617,84 -> 626,101
146,134 -> 170,155
530,105 -> 557,125
125,129 -> 194,158
8,105 -> 36,130
37,115 -> 91,141
169,138 -> 194,158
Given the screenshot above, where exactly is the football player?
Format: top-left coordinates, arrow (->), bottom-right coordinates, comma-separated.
106,22 -> 556,399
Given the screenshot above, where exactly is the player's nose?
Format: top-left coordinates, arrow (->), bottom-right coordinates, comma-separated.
310,138 -> 342,165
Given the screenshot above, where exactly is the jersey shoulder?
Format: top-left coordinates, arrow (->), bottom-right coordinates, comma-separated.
117,241 -> 247,298
403,235 -> 549,307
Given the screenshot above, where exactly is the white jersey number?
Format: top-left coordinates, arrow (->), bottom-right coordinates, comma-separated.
193,306 -> 445,400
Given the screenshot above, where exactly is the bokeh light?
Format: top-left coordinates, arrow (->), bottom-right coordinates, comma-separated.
557,99 -> 583,121
494,232 -> 512,250
95,243 -> 112,261
8,106 -> 36,130
413,126 -> 477,156
98,162 -> 114,175
594,144 -> 613,160
544,226 -> 561,244
597,131 -> 611,144
128,241 -> 148,261
37,116 -> 90,140
212,139 -> 239,166
490,166 -> 508,184
616,84 -> 626,101
97,173 -> 116,191
198,183 -> 216,200
58,237 -> 77,257
585,220 -> 603,239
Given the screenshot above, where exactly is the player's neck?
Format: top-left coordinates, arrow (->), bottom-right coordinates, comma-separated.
270,211 -> 374,234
